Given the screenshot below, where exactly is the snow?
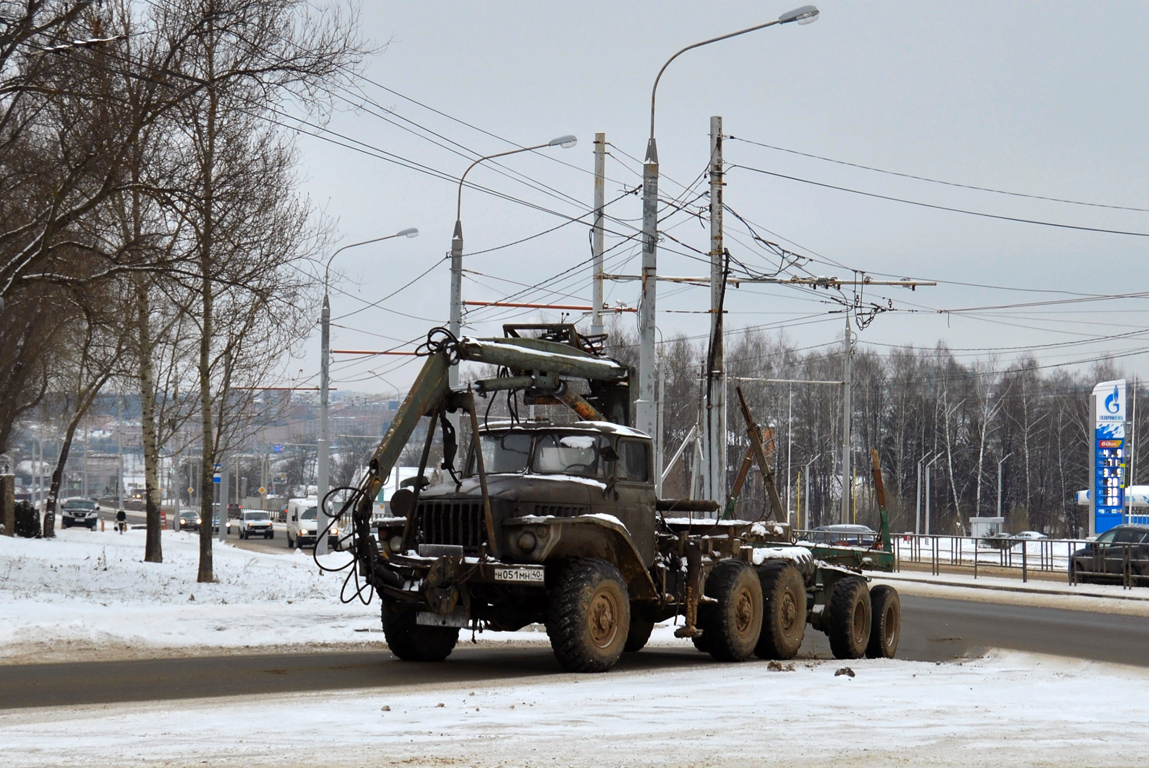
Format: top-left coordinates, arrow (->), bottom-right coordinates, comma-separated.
2,650 -> 1148,767
751,545 -> 813,566
5,525 -> 1149,766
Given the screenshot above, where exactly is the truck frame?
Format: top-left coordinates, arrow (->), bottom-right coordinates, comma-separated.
336,325 -> 900,672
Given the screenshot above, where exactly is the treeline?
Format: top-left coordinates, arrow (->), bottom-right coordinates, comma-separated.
0,1 -> 364,579
606,323 -> 1141,537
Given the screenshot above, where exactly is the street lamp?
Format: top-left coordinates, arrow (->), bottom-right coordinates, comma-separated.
317,227 -> 418,555
449,135 -> 577,394
637,5 -> 820,448
925,454 -> 941,537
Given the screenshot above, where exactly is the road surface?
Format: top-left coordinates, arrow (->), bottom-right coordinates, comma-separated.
4,594 -> 1148,710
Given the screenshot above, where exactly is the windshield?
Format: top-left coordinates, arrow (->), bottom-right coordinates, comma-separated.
245,511 -> 270,521
180,511 -> 197,519
1095,530 -> 1119,544
479,432 -> 532,474
533,433 -> 605,477
301,508 -> 317,520
63,500 -> 96,511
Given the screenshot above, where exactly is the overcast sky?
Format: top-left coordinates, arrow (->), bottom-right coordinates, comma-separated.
288,1 -> 1149,397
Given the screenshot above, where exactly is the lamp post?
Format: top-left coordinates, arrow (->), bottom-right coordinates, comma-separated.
997,452 -> 1013,519
317,227 -> 418,555
449,135 -> 577,396
638,5 -> 820,489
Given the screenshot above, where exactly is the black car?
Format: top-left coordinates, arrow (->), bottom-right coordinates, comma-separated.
1070,524 -> 1149,584
60,498 -> 99,529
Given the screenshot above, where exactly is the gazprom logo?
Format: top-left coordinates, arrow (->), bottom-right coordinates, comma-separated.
1105,385 -> 1120,414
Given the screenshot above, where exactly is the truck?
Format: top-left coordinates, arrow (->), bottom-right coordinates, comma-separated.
335,324 -> 901,673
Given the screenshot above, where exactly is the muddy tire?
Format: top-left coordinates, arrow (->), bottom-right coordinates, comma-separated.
866,585 -> 901,659
381,603 -> 459,662
699,561 -> 763,662
826,577 -> 871,660
755,563 -> 807,660
624,610 -> 655,653
546,559 -> 630,672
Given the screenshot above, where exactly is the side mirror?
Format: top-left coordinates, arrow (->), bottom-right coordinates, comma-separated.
600,446 -> 620,463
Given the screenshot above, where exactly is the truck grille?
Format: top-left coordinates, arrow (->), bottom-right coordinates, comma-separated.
533,504 -> 588,518
416,499 -> 486,552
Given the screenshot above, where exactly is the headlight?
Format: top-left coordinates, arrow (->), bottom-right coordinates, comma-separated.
389,535 -> 403,553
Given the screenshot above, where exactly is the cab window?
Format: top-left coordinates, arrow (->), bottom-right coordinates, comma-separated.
615,439 -> 650,482
478,432 -> 532,474
533,433 -> 605,477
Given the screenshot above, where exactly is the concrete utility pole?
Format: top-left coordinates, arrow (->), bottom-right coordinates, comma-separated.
997,452 -> 1012,518
925,454 -> 940,536
840,317 -> 852,524
702,116 -> 727,506
915,452 -> 934,535
637,5 -> 820,443
592,133 -> 606,338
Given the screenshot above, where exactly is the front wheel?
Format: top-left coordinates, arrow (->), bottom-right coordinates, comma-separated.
381,604 -> 459,662
866,585 -> 901,659
547,559 -> 630,672
826,577 -> 871,660
624,610 -> 655,653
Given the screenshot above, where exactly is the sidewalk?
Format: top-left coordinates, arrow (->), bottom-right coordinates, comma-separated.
880,568 -> 1149,602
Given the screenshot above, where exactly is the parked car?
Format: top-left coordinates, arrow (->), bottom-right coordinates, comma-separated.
1012,531 -> 1048,540
236,509 -> 274,540
176,509 -> 201,532
806,524 -> 878,547
1070,524 -> 1149,584
60,498 -> 99,530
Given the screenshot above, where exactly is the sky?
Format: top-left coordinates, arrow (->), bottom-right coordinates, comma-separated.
287,1 -> 1149,397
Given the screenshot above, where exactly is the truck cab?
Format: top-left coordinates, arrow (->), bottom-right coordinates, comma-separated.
404,421 -> 657,566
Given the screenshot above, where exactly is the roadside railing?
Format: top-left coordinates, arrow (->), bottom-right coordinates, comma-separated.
891,533 -> 1089,583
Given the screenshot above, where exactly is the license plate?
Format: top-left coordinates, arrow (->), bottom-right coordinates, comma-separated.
493,566 -> 545,584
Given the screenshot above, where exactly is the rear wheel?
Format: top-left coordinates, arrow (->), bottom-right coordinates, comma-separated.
699,561 -> 762,662
865,585 -> 901,659
286,531 -> 294,548
381,604 -> 459,662
546,559 -> 630,672
826,577 -> 871,660
755,563 -> 807,660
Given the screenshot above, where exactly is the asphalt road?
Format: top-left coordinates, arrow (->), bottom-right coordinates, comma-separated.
4,595 -> 1148,710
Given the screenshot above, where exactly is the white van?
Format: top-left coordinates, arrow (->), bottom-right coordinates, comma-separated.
285,497 -> 339,549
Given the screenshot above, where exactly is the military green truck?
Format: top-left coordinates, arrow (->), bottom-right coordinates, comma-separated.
337,325 -> 900,673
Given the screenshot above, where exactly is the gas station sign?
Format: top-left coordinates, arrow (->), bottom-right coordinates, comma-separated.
1090,379 -> 1127,535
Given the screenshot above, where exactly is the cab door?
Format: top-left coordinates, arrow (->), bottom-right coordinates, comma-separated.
610,437 -> 656,566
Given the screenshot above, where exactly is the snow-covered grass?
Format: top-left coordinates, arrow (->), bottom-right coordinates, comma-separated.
3,650 -> 1148,767
0,525 -> 372,663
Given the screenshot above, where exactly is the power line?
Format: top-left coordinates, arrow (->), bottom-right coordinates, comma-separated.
729,164 -> 1149,238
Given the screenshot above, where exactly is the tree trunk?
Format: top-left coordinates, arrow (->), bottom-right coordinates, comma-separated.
137,278 -> 164,563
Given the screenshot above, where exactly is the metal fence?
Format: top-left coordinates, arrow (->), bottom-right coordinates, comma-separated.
890,533 -> 1147,589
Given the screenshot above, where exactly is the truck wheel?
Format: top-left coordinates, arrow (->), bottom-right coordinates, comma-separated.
700,561 -> 763,662
826,577 -> 871,660
866,585 -> 901,659
755,563 -> 807,660
286,531 -> 293,548
546,559 -> 630,672
381,604 -> 458,662
624,611 -> 655,653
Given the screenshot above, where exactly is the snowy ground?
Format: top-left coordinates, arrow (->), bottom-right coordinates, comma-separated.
4,527 -> 1149,766
3,650 -> 1148,767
